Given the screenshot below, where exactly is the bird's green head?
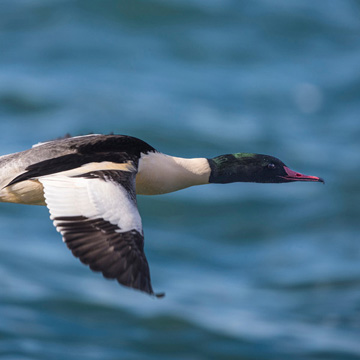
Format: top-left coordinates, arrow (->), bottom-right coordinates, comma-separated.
208,153 -> 324,184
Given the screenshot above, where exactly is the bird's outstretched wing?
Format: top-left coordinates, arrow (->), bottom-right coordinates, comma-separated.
39,167 -> 162,297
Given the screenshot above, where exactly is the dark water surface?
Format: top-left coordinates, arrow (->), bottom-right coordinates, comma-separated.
1,1 -> 359,359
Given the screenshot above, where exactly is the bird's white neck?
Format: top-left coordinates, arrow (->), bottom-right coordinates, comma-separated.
136,152 -> 211,195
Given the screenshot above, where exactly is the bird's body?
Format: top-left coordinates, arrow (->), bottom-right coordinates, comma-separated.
0,135 -> 210,203
0,134 -> 324,297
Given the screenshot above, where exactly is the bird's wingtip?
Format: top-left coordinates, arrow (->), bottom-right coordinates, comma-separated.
155,292 -> 166,299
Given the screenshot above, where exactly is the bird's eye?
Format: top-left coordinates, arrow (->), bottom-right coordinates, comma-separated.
267,163 -> 276,169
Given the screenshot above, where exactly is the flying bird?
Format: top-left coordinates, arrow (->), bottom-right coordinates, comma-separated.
0,134 -> 324,297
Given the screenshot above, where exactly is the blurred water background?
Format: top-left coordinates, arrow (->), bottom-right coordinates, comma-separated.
0,1 -> 359,359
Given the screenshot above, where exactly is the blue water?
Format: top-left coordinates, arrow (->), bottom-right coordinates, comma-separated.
1,1 -> 360,359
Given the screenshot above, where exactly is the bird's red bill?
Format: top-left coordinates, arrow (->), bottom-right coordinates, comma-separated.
282,166 -> 325,183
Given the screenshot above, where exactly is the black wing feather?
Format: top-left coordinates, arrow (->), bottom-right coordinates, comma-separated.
54,215 -> 158,296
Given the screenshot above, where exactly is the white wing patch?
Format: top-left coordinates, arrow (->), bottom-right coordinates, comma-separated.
43,161 -> 137,179
40,175 -> 142,234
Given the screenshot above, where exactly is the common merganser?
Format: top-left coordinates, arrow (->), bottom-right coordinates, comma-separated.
0,134 -> 324,297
